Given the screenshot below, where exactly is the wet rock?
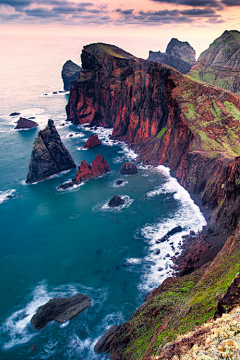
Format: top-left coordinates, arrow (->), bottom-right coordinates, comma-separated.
109,195 -> 125,207
190,230 -> 195,236
28,117 -> 36,120
53,91 -> 57,94
155,249 -> 160,255
15,117 -> 38,129
31,294 -> 91,330
120,162 -> 138,175
83,134 -> 101,149
94,325 -> 120,354
59,154 -> 110,189
158,226 -> 183,243
10,112 -> 20,116
26,119 -> 76,183
116,180 -> 124,186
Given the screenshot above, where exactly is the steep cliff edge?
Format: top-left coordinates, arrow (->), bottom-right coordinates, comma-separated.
189,30 -> 240,94
148,38 -> 196,74
67,43 -> 240,359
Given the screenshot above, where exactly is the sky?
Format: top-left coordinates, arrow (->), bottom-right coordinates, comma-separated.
1,0 -> 240,58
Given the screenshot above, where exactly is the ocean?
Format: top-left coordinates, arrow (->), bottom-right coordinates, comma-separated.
0,33 -> 206,359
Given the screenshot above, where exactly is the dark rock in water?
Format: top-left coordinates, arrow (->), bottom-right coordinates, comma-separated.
155,249 -> 160,255
94,325 -> 120,354
116,180 -> 124,186
26,119 -> 76,183
109,195 -> 125,207
15,117 -> 38,130
69,134 -> 73,137
53,92 -> 57,94
28,117 -> 36,120
59,154 -> 110,189
83,134 -> 101,148
190,230 -> 195,235
10,112 -> 20,116
120,162 -> 138,175
31,294 -> 91,330
158,226 -> 183,243
6,195 -> 13,198
62,60 -> 81,91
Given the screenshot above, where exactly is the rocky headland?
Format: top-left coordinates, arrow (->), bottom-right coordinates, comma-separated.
59,154 -> 110,189
61,60 -> 81,91
26,119 -> 76,183
189,30 -> 240,94
65,42 -> 240,359
148,38 -> 196,74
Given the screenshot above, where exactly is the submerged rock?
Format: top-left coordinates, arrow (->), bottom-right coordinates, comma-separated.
31,294 -> 91,330
15,117 -> 38,129
83,134 -> 101,148
116,180 -> 124,186
59,154 -> 110,189
26,119 -> 76,183
61,60 -> 81,91
120,162 -> 138,175
109,195 -> 125,207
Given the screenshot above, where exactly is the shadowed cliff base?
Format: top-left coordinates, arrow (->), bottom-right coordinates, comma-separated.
66,42 -> 240,359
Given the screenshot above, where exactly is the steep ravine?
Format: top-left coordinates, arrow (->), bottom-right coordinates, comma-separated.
66,43 -> 240,359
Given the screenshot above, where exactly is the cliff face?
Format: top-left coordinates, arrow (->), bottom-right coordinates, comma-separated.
189,30 -> 240,94
26,120 -> 76,183
67,42 -> 240,235
67,42 -> 240,359
148,38 -> 196,74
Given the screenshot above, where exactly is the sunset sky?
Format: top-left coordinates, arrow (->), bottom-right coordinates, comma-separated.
1,0 -> 240,58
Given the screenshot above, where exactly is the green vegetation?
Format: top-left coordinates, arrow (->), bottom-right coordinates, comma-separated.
97,43 -> 129,59
224,101 -> 240,122
120,230 -> 240,359
157,127 -> 168,139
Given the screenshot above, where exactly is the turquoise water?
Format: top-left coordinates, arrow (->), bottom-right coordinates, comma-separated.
0,34 -> 206,359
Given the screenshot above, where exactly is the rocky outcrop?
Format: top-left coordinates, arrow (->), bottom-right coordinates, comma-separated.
59,154 -> 110,189
109,195 -> 125,207
148,38 -> 196,74
61,60 -> 81,91
156,225 -> 182,243
83,134 -> 101,148
26,120 -> 76,183
189,30 -> 240,94
94,325 -> 120,354
67,42 -> 240,360
120,162 -> 138,175
15,117 -> 38,129
214,273 -> 240,318
31,294 -> 91,330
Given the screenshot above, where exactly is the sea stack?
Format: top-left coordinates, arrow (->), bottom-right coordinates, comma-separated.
26,119 -> 76,183
59,154 -> 110,189
83,134 -> 101,148
120,162 -> 138,175
61,60 -> 81,91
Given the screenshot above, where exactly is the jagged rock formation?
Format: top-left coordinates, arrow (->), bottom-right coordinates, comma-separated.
83,134 -> 101,148
120,162 -> 138,175
67,42 -> 240,359
148,38 -> 196,74
31,294 -> 91,330
59,154 -> 110,189
61,60 -> 81,91
15,117 -> 38,129
189,30 -> 240,94
26,120 -> 76,183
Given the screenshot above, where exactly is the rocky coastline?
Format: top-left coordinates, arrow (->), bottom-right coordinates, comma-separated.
65,42 -> 240,359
